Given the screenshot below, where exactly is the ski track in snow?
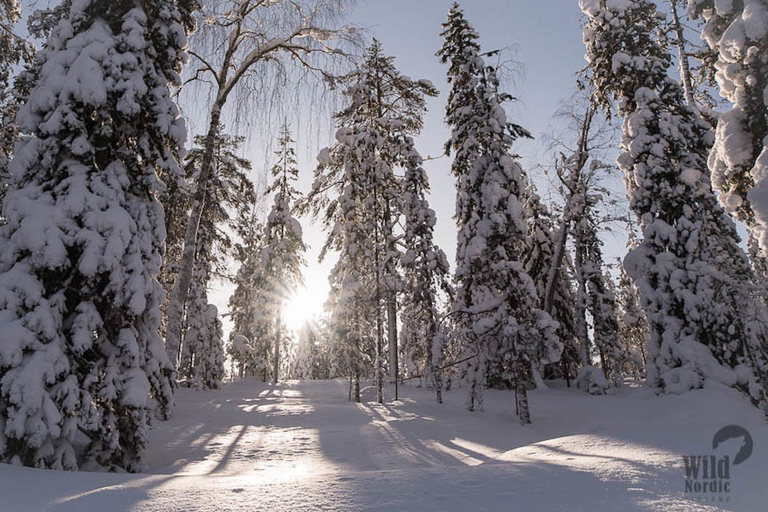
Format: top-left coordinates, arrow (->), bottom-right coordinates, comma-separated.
1,379 -> 766,511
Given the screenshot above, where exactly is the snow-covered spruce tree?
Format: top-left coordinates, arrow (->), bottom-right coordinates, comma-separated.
258,124 -> 307,384
564,162 -> 622,393
438,4 -> 561,423
399,130 -> 453,404
538,101 -> 605,385
582,0 -> 768,409
688,0 -> 768,270
304,40 -> 438,403
0,0 -> 195,470
580,224 -> 622,389
521,189 -> 579,386
615,251 -> 650,379
0,0 -> 33,205
165,127 -> 255,367
165,0 -> 354,367
325,262 -> 372,402
228,208 -> 262,379
177,228 -> 225,389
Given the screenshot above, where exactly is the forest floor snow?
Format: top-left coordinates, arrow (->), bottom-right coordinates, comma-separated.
1,378 -> 766,511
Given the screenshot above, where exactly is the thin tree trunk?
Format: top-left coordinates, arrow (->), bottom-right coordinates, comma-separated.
426,318 -> 442,404
515,360 -> 531,424
543,105 -> 594,315
574,237 -> 591,368
544,221 -> 569,315
273,323 -> 281,384
165,103 -> 224,370
387,298 -> 398,399
669,0 -> 697,108
384,201 -> 399,397
374,182 -> 384,404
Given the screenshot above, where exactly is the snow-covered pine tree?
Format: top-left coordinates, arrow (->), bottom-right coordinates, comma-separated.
326,260 -> 371,402
688,0 -> 768,271
582,0 -> 768,410
304,40 -> 438,403
228,207 -> 262,378
565,166 -> 622,393
522,189 -> 579,386
177,227 -> 225,389
0,0 -> 33,205
438,3 -> 561,423
615,247 -> 650,380
399,130 -> 453,404
166,127 -> 255,369
258,124 -> 307,384
0,0 -> 195,470
581,227 -> 622,386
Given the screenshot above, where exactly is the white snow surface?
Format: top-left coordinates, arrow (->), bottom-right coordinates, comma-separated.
1,379 -> 766,511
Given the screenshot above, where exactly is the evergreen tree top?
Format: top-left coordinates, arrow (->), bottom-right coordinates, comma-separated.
335,39 -> 438,134
437,2 -> 481,78
267,123 -> 301,201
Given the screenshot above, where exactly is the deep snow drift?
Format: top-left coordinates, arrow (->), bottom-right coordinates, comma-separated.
0,378 -> 765,511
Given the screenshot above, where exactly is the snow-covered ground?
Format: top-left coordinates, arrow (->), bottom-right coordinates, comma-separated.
1,379 -> 766,511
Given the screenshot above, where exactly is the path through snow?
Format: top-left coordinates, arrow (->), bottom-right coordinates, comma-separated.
1,379 -> 766,511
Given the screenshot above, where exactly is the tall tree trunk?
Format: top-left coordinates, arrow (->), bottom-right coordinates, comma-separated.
574,237 -> 591,368
543,105 -> 594,315
426,318 -> 442,404
273,323 -> 281,384
165,102 -> 224,371
669,0 -> 697,108
384,201 -> 399,396
374,183 -> 384,404
387,298 -> 398,398
544,221 -> 569,315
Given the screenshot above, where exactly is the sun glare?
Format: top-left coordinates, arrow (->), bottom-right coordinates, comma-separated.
282,287 -> 326,335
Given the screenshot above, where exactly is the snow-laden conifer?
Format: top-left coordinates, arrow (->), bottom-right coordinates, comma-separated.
522,190 -> 579,385
399,134 -> 453,403
256,124 -> 307,384
166,128 -> 255,368
688,0 -> 768,269
304,41 -> 438,403
582,0 -> 768,409
0,0 -> 195,470
0,0 -> 33,205
438,3 -> 561,423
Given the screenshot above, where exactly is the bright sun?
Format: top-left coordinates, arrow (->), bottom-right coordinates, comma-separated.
282,287 -> 326,335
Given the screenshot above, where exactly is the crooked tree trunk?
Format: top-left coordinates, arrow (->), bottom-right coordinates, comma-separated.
543,106 -> 594,316
165,103 -> 224,370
